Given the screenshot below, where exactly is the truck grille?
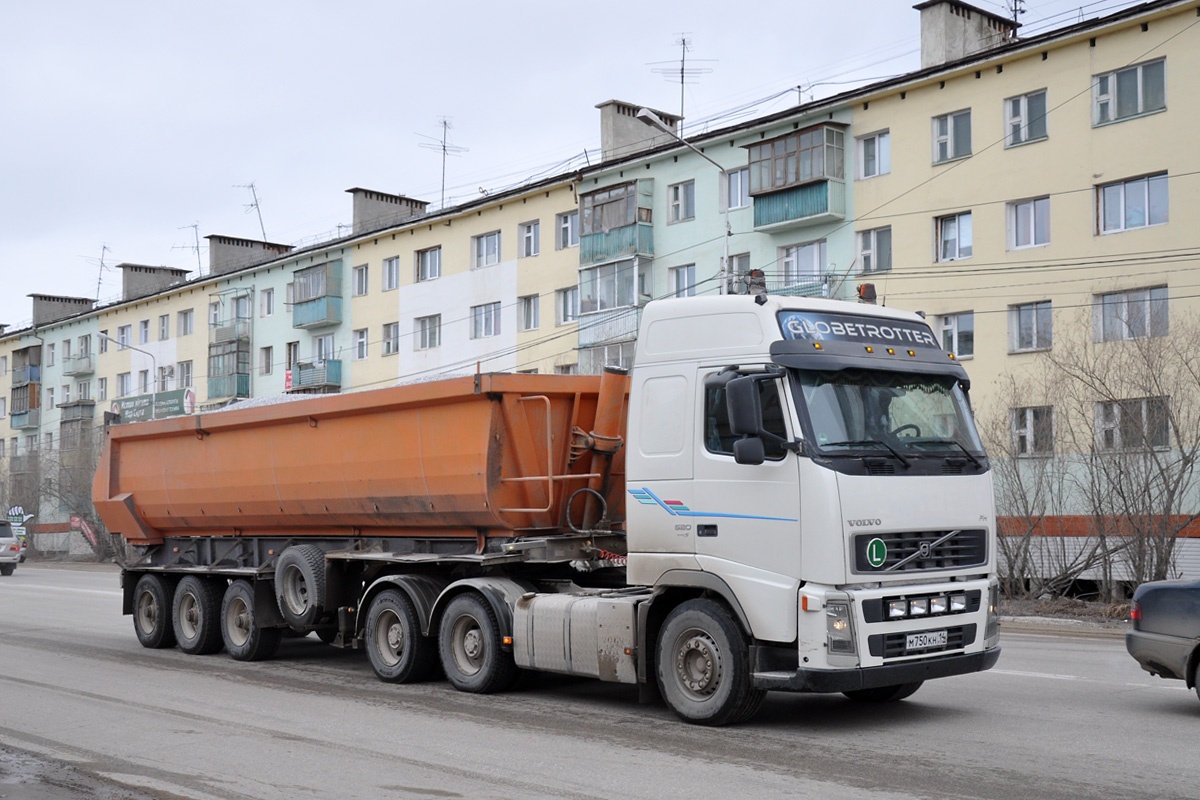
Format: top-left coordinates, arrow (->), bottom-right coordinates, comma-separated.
868,624 -> 976,658
853,529 -> 986,573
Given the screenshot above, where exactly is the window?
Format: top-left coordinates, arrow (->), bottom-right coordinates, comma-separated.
670,264 -> 696,298
99,331 -> 109,353
0,356 -> 6,376
294,264 -> 332,302
941,312 -> 974,358
98,377 -> 108,401
1094,58 -> 1165,125
46,343 -> 55,366
177,361 -> 193,388
0,398 -> 6,418
117,373 -> 130,397
781,240 -> 827,283
416,315 -> 441,350
260,346 -> 273,375
62,339 -> 72,360
471,302 -> 501,338
178,310 -> 194,336
286,341 -> 299,371
43,433 -> 52,451
748,126 -> 845,195
353,265 -> 369,296
416,247 -> 441,282
581,183 -> 636,235
579,261 -> 636,313
473,231 -> 501,268
519,295 -> 540,331
78,336 -> 90,355
730,253 -> 751,288
158,314 -> 169,340
383,322 -> 400,355
260,288 -> 275,317
383,257 -> 400,291
209,302 -> 220,327
936,212 -> 973,261
933,110 -> 971,163
557,211 -> 580,249
857,131 -> 891,178
705,376 -> 789,459
726,167 -> 750,209
858,227 -> 892,273
557,287 -> 579,325
139,320 -> 150,345
1096,397 -> 1169,451
669,181 -> 695,223
1098,173 -> 1168,234
77,381 -> 90,401
353,329 -> 368,360
156,367 -> 171,393
520,222 -> 540,257
46,387 -> 54,408
1096,286 -> 1168,342
313,334 -> 335,363
1008,197 -> 1050,248
1010,301 -> 1053,352
1006,90 -> 1048,146
61,382 -> 71,403
139,370 -> 150,394
1012,406 -> 1054,457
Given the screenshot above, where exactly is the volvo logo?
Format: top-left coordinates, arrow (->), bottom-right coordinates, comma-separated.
848,519 -> 882,527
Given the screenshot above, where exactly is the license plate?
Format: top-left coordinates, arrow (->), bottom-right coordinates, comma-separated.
906,630 -> 947,651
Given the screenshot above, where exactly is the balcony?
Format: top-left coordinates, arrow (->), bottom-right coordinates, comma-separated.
288,360 -> 342,392
11,408 -> 40,430
62,353 -> 95,376
292,296 -> 343,329
580,223 -> 653,267
753,180 -> 845,231
212,319 -> 250,342
12,365 -> 40,386
207,373 -> 249,400
578,306 -> 642,348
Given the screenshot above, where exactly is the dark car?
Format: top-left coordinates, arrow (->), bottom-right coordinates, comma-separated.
1127,579 -> 1200,700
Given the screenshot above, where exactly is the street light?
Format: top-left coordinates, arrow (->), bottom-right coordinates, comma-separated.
636,107 -> 731,295
97,333 -> 158,421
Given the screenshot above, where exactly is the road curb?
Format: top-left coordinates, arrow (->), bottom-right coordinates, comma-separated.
1001,615 -> 1127,640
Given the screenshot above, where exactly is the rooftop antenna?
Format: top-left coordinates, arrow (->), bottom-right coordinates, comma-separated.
1007,0 -> 1026,27
418,118 -> 468,209
94,244 -> 111,300
236,182 -> 267,240
173,222 -> 204,275
648,35 -> 714,136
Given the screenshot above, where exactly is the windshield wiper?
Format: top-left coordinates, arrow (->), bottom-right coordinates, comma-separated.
821,439 -> 910,468
921,439 -> 983,469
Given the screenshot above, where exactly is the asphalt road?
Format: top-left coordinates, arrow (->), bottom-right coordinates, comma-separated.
1,564 -> 1195,800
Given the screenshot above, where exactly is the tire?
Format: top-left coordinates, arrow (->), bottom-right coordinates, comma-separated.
133,573 -> 177,649
221,580 -> 282,662
843,681 -> 924,703
656,599 -> 766,726
0,564 -> 13,576
173,575 -> 225,655
274,545 -> 327,629
438,593 -> 517,694
314,627 -> 339,644
366,589 -> 436,683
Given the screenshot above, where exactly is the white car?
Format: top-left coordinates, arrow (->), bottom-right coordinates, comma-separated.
0,523 -> 20,576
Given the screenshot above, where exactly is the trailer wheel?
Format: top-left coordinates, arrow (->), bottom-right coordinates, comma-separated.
275,545 -> 326,629
843,682 -> 923,703
438,593 -> 517,694
173,575 -> 224,655
132,574 -> 176,649
656,599 -> 766,726
221,580 -> 282,662
366,589 -> 436,683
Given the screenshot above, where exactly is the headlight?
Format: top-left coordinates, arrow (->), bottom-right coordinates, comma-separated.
929,596 -> 948,615
950,594 -> 968,612
909,598 -> 929,616
888,600 -> 907,618
985,584 -> 1000,643
826,602 -> 857,655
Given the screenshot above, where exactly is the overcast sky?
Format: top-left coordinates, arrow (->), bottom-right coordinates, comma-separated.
0,0 -> 1143,330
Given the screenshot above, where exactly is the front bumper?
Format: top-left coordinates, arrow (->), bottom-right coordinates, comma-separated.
1126,629 -> 1197,683
753,647 -> 1000,693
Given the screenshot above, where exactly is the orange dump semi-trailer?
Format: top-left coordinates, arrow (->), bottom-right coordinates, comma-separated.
93,372 -> 628,547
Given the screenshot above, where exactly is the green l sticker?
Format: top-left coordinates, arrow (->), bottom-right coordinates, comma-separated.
866,537 -> 887,568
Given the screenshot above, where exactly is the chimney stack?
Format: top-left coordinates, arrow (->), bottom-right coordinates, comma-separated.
914,1 -> 1019,69
346,188 -> 429,235
596,100 -> 682,162
205,235 -> 293,276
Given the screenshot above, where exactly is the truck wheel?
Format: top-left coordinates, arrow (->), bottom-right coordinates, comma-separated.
221,580 -> 282,661
366,589 -> 436,683
656,599 -> 766,726
438,593 -> 517,694
843,682 -> 923,703
274,545 -> 326,629
0,564 -> 14,576
132,574 -> 176,649
173,576 -> 224,655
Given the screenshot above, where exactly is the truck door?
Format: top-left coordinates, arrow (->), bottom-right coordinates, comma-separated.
690,368 -> 802,639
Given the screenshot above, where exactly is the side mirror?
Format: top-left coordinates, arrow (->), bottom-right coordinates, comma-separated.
733,437 -> 766,466
725,376 -> 763,436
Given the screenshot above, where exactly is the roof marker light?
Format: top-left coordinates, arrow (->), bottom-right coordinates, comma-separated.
887,348 -> 895,355
866,346 -> 874,353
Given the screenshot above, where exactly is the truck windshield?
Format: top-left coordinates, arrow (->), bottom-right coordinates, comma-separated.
795,369 -> 984,457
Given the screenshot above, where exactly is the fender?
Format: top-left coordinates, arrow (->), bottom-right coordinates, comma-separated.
653,569 -> 754,635
356,573 -> 450,637
431,577 -> 538,647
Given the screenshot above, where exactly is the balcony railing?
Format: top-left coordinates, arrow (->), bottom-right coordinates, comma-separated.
292,296 -> 343,329
207,373 -> 250,400
580,222 -> 653,267
12,365 -> 40,386
753,179 -> 845,231
62,353 -> 95,376
289,360 -> 342,392
10,408 -> 40,430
